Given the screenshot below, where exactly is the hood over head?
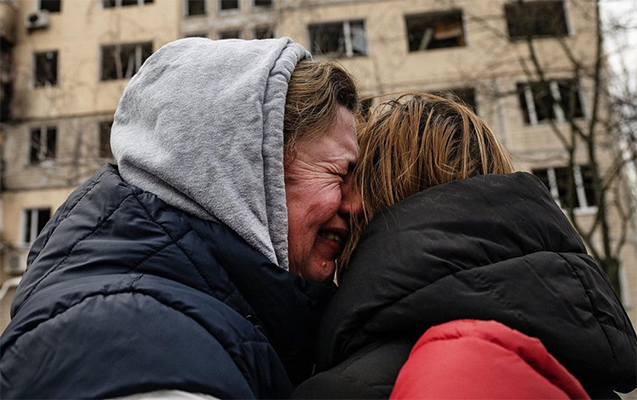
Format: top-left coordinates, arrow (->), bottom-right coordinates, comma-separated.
112,38 -> 311,270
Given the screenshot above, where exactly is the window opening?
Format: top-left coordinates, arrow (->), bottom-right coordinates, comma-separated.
220,0 -> 238,10
101,42 -> 152,81
103,0 -> 153,8
532,165 -> 597,211
219,30 -> 241,39
405,10 -> 465,51
39,0 -> 61,12
517,79 -> 583,125
186,0 -> 206,16
255,26 -> 274,39
30,126 -> 57,164
309,20 -> 367,58
23,208 -> 51,244
505,0 -> 569,40
99,121 -> 113,158
34,51 -> 58,87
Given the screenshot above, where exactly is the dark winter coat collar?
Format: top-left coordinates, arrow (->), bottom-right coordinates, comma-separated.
317,172 -> 636,398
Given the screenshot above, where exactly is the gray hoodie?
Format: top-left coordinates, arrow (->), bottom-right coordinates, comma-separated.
111,38 -> 311,271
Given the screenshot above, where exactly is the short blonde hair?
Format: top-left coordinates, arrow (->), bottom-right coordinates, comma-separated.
340,93 -> 514,267
283,60 -> 358,162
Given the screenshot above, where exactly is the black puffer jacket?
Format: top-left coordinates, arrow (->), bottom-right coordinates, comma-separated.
292,172 -> 636,399
0,165 -> 334,399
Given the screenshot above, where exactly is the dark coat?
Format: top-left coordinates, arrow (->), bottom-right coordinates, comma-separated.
292,172 -> 636,400
0,164 -> 334,399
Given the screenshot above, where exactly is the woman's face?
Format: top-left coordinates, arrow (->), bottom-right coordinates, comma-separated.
284,106 -> 359,282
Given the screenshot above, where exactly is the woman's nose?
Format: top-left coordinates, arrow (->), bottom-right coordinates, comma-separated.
339,178 -> 362,217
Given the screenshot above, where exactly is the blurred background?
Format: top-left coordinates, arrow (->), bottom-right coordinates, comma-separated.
0,0 -> 635,375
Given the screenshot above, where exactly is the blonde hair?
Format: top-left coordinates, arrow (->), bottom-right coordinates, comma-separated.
340,93 -> 514,267
283,60 -> 358,162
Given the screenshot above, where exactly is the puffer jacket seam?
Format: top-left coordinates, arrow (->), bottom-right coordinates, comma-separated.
349,256 -> 533,352
17,193 -> 136,314
6,287 -> 268,391
556,252 -> 615,368
132,193 -> 226,299
128,229 -> 192,274
30,168 -> 110,263
324,370 -> 388,397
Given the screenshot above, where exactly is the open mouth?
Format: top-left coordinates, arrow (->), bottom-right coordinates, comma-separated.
318,229 -> 348,248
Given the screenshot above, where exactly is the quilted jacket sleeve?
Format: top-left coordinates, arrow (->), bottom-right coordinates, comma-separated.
390,320 -> 590,400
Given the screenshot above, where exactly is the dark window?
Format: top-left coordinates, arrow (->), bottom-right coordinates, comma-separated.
518,79 -> 583,125
103,0 -> 153,8
39,0 -> 61,12
220,0 -> 238,10
34,51 -> 58,87
433,87 -> 477,113
532,165 -> 597,210
30,126 -> 57,164
99,121 -> 113,158
101,42 -> 152,81
23,208 -> 51,243
405,10 -> 465,52
557,79 -> 584,120
309,20 -> 367,58
186,0 -> 206,16
220,30 -> 241,40
255,26 -> 274,39
185,32 -> 208,38
505,1 -> 569,40
254,0 -> 272,6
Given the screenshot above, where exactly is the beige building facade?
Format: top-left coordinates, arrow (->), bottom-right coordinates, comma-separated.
1,0 -> 635,334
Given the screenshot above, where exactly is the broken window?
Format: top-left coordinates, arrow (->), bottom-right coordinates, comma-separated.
30,126 -> 57,164
533,165 -> 597,211
99,121 -> 113,158
103,0 -> 153,8
405,10 -> 465,52
254,0 -> 272,7
220,0 -> 238,10
39,0 -> 61,12
186,0 -> 206,16
505,0 -> 569,40
23,208 -> 52,244
517,79 -> 583,125
101,42 -> 153,81
309,20 -> 367,58
254,26 -> 274,39
34,51 -> 58,87
219,30 -> 241,39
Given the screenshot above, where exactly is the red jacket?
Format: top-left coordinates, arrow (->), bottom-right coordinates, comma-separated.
390,320 -> 590,400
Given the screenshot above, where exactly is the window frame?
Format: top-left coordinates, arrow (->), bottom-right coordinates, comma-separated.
28,126 -> 57,165
518,79 -> 586,126
533,165 -> 597,214
219,0 -> 239,12
308,20 -> 368,59
184,0 -> 207,16
37,0 -> 62,13
254,26 -> 275,39
21,208 -> 52,245
99,120 -> 114,159
33,50 -> 58,88
404,9 -> 467,52
99,42 -> 153,81
504,0 -> 571,41
253,0 -> 272,8
102,0 -> 153,9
